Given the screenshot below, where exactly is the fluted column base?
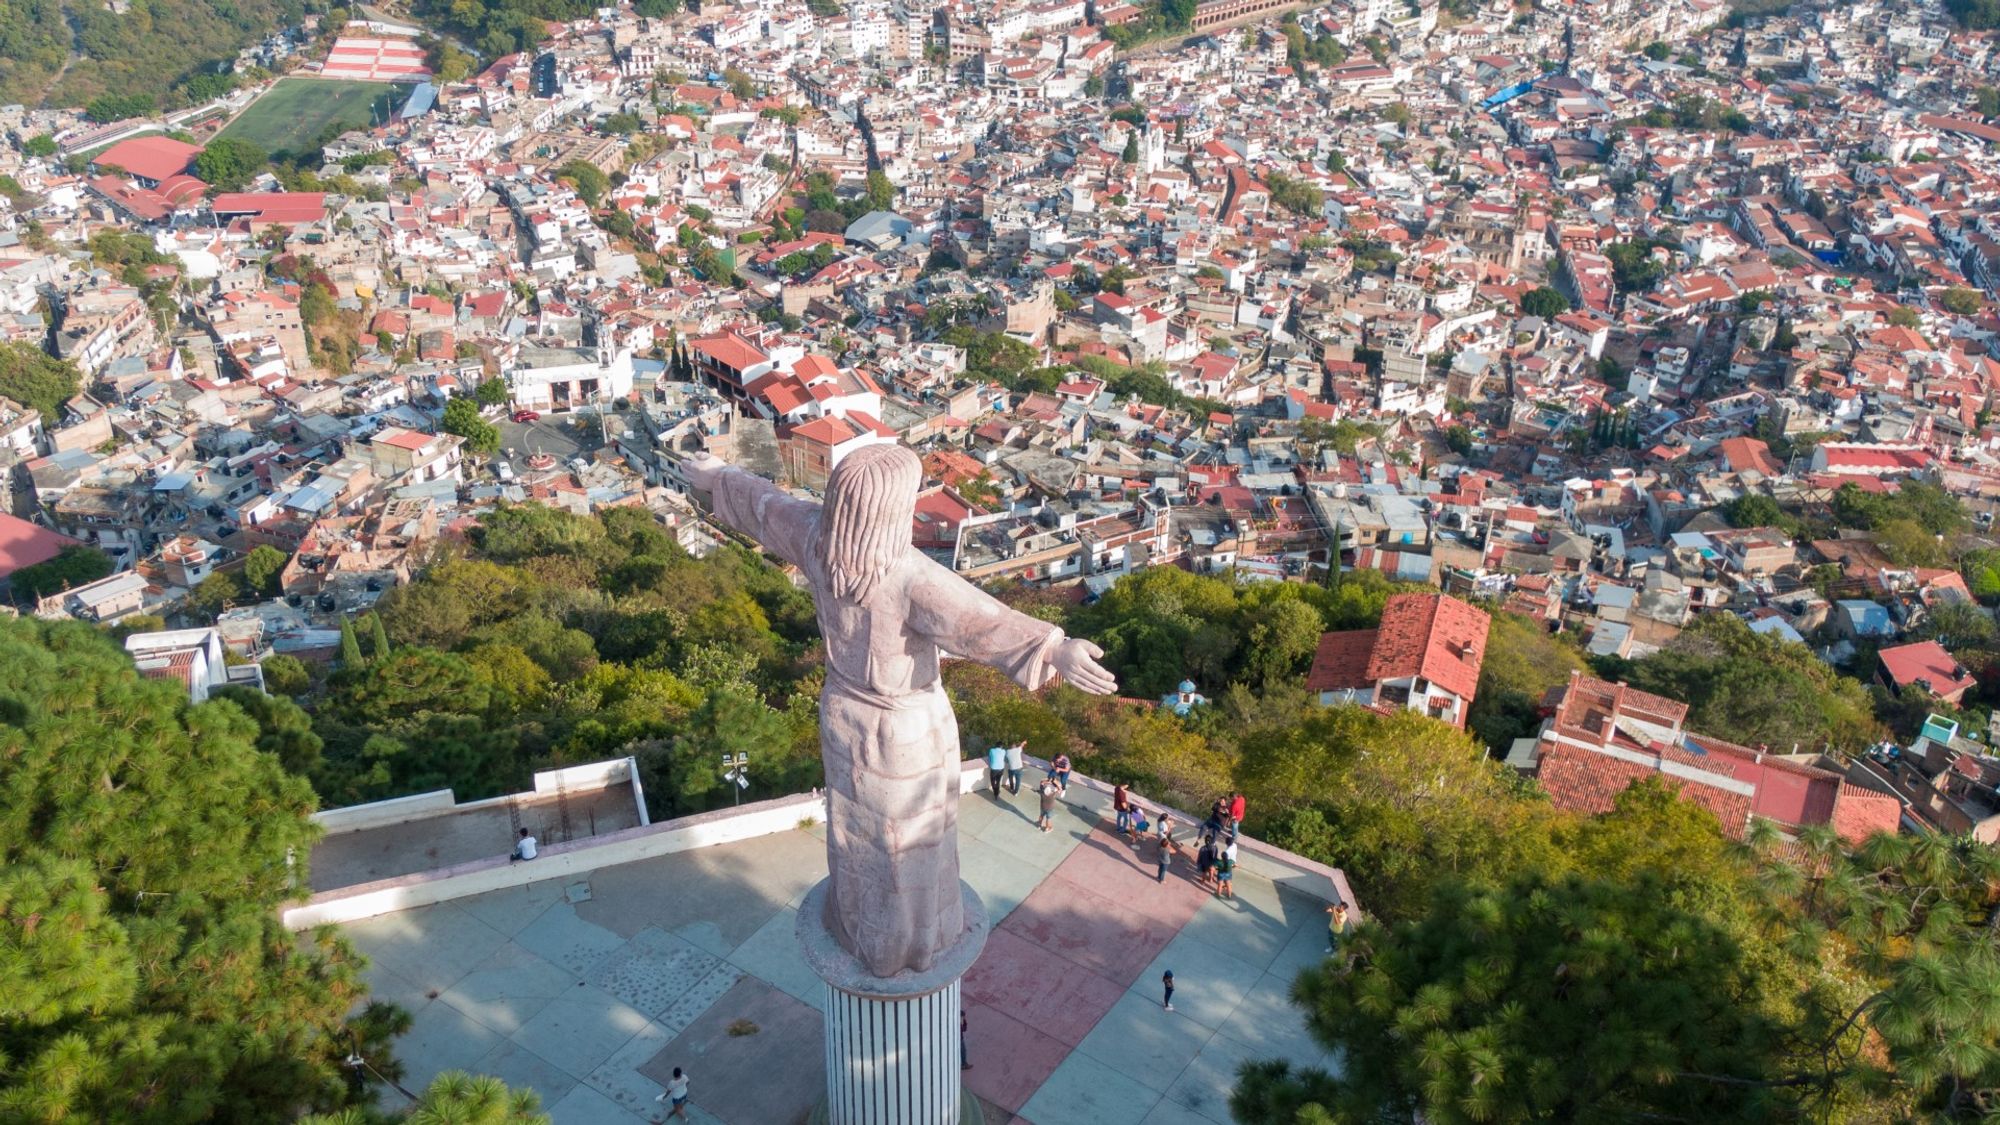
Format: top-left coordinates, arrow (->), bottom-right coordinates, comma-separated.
797,880 -> 989,1125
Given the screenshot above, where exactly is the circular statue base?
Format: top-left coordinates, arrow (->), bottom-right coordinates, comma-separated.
798,879 -> 989,1125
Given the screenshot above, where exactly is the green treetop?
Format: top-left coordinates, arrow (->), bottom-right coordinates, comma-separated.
0,617 -> 375,1120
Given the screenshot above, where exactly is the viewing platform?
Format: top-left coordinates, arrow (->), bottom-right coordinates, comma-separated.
302,760 -> 1353,1124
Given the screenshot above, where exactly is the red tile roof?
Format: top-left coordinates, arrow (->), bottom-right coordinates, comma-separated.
1305,629 -> 1378,693
690,330 -> 768,373
1366,593 -> 1490,700
1537,741 -> 1754,837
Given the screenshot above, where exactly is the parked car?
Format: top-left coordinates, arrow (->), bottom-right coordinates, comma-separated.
512,410 -> 541,423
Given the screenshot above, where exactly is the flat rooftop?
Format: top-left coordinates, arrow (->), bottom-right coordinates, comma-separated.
311,785 -> 645,892
342,781 -> 1341,1125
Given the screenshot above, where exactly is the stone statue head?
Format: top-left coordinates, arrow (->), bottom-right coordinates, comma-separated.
819,443 -> 921,603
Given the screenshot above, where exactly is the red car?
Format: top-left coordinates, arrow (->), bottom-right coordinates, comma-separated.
511,410 -> 541,423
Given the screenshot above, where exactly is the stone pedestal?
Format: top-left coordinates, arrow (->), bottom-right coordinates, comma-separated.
797,880 -> 988,1125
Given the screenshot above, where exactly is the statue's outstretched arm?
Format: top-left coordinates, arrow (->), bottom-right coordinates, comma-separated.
909,558 -> 1118,696
684,452 -> 818,569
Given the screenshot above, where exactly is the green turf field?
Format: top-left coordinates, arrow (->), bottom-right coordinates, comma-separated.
218,77 -> 407,156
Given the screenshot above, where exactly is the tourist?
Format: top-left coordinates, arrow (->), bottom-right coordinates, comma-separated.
1005,740 -> 1025,794
1327,901 -> 1349,955
961,1009 -> 971,1070
985,743 -> 1006,795
1130,804 -> 1150,848
1161,969 -> 1175,1011
1196,835 -> 1217,890
1038,778 -> 1057,833
1113,783 -> 1132,837
1229,792 -> 1246,832
1155,816 -> 1174,882
1052,751 -> 1072,794
1214,846 -> 1235,899
656,1067 -> 690,1118
510,828 -> 537,862
1203,799 -> 1226,841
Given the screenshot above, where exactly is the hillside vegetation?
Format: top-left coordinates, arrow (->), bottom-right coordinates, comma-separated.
0,0 -> 305,109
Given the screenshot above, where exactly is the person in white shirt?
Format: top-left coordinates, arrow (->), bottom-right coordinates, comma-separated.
656,1066 -> 690,1117
511,829 -> 537,862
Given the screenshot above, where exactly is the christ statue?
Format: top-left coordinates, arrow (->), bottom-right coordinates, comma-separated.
682,445 -> 1117,978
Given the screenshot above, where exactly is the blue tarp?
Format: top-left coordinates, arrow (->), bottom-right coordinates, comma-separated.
1479,81 -> 1535,111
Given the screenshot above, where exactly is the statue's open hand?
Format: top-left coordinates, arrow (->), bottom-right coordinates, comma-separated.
1051,637 -> 1117,696
683,451 -> 724,490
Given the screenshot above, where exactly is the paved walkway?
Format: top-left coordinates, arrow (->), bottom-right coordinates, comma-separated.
340,779 -> 1336,1124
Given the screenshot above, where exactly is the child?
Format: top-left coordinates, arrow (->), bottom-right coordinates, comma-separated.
1214,848 -> 1235,899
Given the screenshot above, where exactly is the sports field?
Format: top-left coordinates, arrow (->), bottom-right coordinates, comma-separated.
218,77 -> 407,156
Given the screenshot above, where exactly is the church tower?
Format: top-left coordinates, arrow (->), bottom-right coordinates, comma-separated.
1141,121 -> 1166,175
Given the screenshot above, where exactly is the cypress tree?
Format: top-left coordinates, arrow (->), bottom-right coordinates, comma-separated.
339,617 -> 364,668
368,612 -> 392,660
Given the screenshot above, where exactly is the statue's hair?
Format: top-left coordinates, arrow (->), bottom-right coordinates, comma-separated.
818,443 -> 920,603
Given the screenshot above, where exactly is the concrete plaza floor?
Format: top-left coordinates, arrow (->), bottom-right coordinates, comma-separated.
341,781 -> 1341,1125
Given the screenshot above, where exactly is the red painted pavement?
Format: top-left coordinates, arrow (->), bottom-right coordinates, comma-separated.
962,821 -> 1213,1113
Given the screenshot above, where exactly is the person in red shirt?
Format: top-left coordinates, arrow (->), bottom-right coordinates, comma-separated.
1228,792 -> 1246,831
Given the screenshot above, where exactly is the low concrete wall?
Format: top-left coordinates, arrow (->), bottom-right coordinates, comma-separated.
287,755 -> 1358,929
311,758 -> 645,837
286,789 -> 827,930
315,790 -> 458,835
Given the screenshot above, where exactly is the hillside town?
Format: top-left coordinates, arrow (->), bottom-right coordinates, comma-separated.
4,0 -> 2000,846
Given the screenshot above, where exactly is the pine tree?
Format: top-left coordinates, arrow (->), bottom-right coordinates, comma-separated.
1121,132 -> 1140,164
339,617 -> 364,668
368,612 -> 392,660
0,618 -> 374,1119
